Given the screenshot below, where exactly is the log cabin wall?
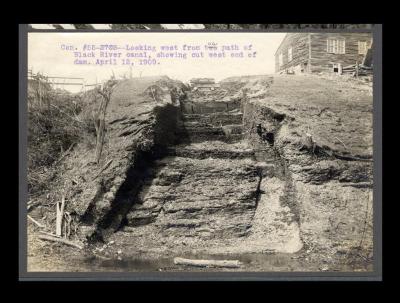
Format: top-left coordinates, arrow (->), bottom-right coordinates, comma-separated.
275,33 -> 310,73
309,33 -> 372,73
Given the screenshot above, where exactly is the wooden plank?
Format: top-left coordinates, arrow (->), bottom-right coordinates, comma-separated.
55,194 -> 66,237
174,257 -> 242,268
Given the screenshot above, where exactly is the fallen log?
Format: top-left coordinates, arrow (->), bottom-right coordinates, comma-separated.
37,234 -> 83,249
173,257 -> 241,268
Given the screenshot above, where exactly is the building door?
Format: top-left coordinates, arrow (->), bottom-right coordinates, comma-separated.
332,63 -> 342,74
302,62 -> 308,73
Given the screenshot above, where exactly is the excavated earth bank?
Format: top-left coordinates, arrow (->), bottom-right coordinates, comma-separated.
28,75 -> 373,272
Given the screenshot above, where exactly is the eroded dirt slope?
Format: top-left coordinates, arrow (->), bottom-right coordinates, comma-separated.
242,74 -> 373,271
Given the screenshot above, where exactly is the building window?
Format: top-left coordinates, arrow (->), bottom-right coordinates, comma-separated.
288,47 -> 293,62
358,41 -> 368,55
279,53 -> 283,66
327,39 -> 346,54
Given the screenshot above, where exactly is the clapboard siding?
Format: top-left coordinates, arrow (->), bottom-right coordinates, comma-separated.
275,33 -> 310,73
275,33 -> 372,74
310,33 -> 372,73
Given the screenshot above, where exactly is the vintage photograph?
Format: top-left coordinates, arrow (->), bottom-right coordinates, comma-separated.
24,27 -> 375,274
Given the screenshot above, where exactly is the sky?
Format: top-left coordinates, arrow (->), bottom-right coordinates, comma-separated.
28,32 -> 286,92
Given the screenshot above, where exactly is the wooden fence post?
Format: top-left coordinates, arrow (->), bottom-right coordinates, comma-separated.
38,76 -> 42,108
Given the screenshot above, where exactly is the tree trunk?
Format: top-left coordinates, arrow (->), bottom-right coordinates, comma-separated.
93,80 -> 116,164
95,115 -> 106,163
94,97 -> 109,163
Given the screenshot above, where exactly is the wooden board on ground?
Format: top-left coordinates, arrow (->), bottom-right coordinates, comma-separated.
173,257 -> 241,268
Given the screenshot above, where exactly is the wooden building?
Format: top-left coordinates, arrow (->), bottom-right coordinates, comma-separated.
275,33 -> 372,74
